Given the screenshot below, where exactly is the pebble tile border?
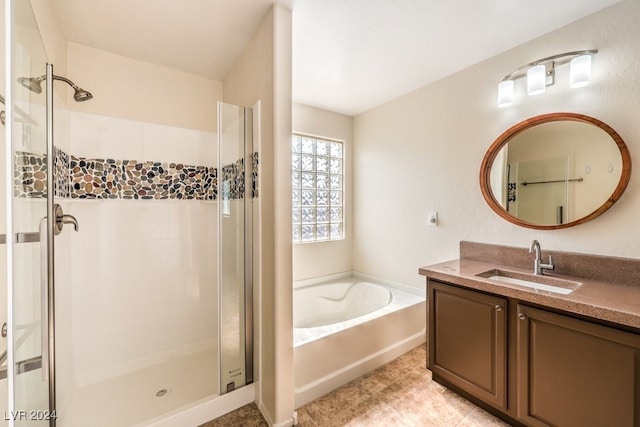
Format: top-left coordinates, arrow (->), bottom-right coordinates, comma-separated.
54,147 -> 70,198
14,150 -> 47,198
14,147 -> 259,201
69,156 -> 218,200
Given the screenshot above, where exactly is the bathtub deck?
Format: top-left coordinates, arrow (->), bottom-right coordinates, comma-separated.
201,343 -> 508,426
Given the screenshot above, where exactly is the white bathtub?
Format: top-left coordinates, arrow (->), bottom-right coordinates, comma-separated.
294,281 -> 392,329
293,274 -> 426,407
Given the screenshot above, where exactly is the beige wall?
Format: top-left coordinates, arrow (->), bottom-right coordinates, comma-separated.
353,0 -> 640,289
292,103 -> 353,281
33,0 -> 223,132
223,5 -> 294,426
31,0 -> 68,101
66,43 -> 222,132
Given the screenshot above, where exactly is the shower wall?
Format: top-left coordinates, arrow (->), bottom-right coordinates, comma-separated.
65,111 -> 218,387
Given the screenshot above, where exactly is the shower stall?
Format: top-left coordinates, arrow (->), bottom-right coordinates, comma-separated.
2,1 -> 256,425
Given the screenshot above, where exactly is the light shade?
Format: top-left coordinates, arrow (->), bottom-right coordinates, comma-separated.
569,54 -> 592,88
497,80 -> 514,107
527,64 -> 546,95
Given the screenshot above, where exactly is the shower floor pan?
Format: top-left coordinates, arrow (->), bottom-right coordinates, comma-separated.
60,348 -> 217,427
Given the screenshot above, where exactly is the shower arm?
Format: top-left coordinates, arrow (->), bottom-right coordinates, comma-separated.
21,74 -> 79,88
28,74 -> 82,89
53,75 -> 80,89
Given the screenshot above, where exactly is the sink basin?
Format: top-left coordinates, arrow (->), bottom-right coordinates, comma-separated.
476,269 -> 582,295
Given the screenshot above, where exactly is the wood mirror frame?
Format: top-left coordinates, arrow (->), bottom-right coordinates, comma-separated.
480,112 -> 631,230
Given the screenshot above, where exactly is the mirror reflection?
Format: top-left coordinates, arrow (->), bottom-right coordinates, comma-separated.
481,113 -> 631,229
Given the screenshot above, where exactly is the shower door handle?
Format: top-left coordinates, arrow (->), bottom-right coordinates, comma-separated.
0,356 -> 43,380
40,217 -> 49,381
0,232 -> 41,245
0,229 -> 45,380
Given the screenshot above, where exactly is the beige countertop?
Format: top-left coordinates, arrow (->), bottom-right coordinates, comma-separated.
419,258 -> 640,330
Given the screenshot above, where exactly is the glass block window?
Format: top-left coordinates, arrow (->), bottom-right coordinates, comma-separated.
292,134 -> 344,243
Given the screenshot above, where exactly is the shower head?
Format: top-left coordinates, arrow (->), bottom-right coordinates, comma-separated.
17,74 -> 93,102
72,86 -> 93,102
18,75 -> 46,94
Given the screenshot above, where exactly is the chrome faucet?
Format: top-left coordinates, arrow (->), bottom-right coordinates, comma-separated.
529,240 -> 554,275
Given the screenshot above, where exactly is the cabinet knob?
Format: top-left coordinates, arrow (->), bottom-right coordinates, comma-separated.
494,305 -> 503,312
518,313 -> 526,320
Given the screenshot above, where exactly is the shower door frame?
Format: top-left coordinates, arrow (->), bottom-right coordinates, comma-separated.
44,62 -> 57,426
217,101 -> 254,394
3,1 -> 58,422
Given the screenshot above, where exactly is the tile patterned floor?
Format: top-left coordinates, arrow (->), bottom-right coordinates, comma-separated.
201,344 -> 510,426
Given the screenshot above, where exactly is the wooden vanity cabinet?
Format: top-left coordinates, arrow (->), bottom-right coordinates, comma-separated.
428,279 -> 640,427
517,304 -> 640,427
428,281 -> 507,410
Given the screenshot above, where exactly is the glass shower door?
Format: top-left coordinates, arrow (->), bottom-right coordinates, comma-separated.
218,102 -> 253,394
4,0 -> 52,424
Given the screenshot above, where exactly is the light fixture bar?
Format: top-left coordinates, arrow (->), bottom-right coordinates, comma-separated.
497,49 -> 597,107
499,49 -> 598,82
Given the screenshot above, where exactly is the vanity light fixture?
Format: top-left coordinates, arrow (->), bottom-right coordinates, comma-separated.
497,50 -> 597,107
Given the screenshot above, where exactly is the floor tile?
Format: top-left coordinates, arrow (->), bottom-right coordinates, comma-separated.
199,403 -> 267,427
301,377 -> 374,424
458,407 -> 512,427
294,408 -> 317,426
201,343 -> 510,426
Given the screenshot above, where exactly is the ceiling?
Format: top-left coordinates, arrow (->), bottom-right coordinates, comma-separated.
53,0 -> 622,116
52,0 -> 285,79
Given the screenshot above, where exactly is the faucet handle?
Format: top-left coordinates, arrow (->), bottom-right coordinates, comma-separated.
541,255 -> 555,272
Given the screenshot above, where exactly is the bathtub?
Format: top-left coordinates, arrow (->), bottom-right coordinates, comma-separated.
293,273 -> 426,407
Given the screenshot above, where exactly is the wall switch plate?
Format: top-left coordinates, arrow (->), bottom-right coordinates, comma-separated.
428,212 -> 438,226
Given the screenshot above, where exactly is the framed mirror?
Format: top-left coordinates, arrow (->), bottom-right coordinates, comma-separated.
480,113 -> 631,229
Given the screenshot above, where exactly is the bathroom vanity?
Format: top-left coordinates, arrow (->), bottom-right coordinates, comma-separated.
419,242 -> 640,427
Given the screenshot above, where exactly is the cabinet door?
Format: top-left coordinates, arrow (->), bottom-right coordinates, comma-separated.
517,305 -> 640,427
429,281 -> 507,409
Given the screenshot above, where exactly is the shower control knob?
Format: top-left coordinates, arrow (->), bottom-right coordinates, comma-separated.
53,204 -> 79,235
